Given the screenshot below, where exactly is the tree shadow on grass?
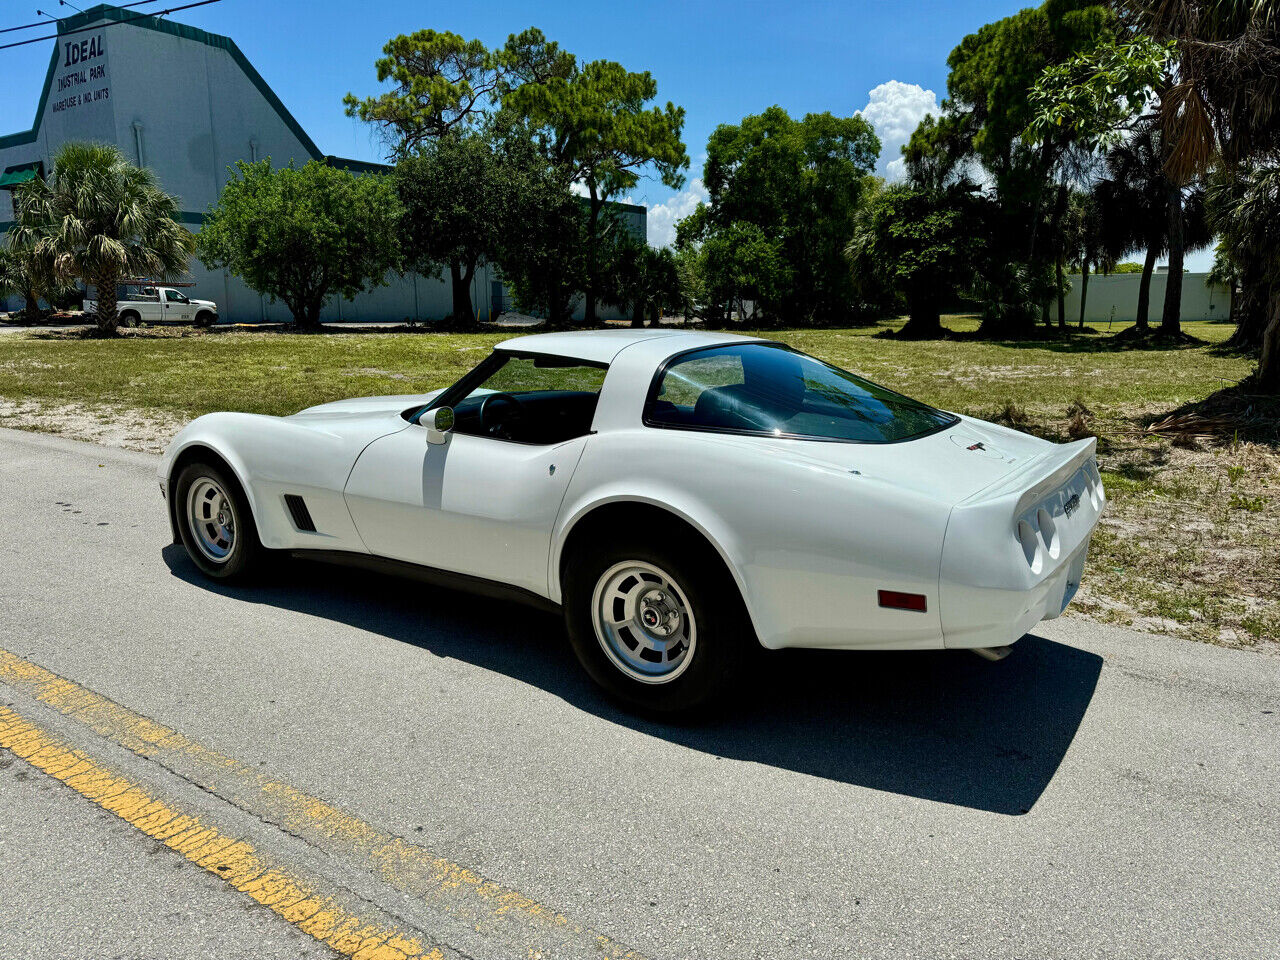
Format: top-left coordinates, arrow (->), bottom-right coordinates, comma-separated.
164,545 -> 1102,816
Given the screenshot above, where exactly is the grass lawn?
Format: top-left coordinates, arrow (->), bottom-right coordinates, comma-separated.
0,315 -> 1275,647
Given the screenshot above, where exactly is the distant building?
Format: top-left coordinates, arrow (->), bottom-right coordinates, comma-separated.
1063,271 -> 1232,326
0,3 -> 645,321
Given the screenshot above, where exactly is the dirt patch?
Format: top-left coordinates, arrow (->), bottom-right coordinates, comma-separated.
0,399 -> 187,454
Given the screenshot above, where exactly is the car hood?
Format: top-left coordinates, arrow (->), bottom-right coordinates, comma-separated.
722,415 -> 1054,507
288,390 -> 445,422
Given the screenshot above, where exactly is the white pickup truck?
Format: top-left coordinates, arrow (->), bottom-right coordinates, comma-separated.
85,285 -> 219,326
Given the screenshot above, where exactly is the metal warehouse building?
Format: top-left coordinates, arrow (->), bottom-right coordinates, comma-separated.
0,3 -> 646,322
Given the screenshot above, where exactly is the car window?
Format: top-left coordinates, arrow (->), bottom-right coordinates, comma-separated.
446,353 -> 607,445
165,290 -> 186,303
647,343 -> 957,443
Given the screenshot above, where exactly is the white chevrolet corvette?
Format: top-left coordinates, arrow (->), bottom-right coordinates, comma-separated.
160,330 -> 1105,711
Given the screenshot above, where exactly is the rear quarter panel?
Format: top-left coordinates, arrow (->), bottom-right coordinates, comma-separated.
552,428 -> 951,650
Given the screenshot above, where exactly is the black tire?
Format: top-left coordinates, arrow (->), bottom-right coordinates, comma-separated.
563,534 -> 751,715
119,310 -> 140,327
174,461 -> 265,581
194,311 -> 214,328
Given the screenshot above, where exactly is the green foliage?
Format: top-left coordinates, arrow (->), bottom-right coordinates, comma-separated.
1109,261 -> 1146,273
396,134 -> 536,325
343,27 -> 573,155
846,184 -> 989,336
1,230 -> 74,321
944,0 -> 1115,172
1025,35 -> 1172,152
9,142 -> 194,333
902,0 -> 1116,335
679,106 -> 879,326
505,56 -> 688,321
606,238 -> 684,326
498,165 -> 589,327
197,160 -> 401,328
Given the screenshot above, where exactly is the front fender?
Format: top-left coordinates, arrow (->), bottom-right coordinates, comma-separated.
161,412 -> 384,553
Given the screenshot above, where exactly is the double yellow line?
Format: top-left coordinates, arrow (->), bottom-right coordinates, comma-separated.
0,647 -> 645,960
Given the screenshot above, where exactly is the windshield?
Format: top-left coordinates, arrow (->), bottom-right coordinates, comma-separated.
645,343 -> 957,443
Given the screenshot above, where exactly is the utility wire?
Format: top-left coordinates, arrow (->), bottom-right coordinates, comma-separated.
1,0 -> 158,35
0,0 -> 220,51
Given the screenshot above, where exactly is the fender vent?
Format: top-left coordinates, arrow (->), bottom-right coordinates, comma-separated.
284,494 -> 316,532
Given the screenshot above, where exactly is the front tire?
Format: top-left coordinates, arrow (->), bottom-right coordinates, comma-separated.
563,536 -> 750,714
174,461 -> 264,581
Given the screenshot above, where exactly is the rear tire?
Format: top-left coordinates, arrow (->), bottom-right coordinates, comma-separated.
563,535 -> 751,715
120,310 -> 140,328
174,461 -> 264,581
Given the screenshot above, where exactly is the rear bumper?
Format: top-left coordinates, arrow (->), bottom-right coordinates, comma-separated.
939,441 -> 1105,650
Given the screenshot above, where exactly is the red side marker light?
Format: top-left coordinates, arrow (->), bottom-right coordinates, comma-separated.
878,590 -> 927,612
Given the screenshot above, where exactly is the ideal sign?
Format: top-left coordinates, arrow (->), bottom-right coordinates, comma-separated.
63,34 -> 105,67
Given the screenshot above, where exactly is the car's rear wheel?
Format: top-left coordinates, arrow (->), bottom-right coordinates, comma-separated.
119,310 -> 140,327
174,461 -> 264,581
563,536 -> 750,714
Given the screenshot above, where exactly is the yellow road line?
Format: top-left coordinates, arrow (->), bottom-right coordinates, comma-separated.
0,647 -> 646,959
0,703 -> 441,960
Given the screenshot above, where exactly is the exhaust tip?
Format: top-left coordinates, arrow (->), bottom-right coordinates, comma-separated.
971,645 -> 1013,662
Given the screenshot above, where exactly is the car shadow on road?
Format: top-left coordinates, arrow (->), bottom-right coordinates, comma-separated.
164,546 -> 1103,816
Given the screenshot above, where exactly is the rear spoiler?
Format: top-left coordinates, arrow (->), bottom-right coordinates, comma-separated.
957,438 -> 1097,513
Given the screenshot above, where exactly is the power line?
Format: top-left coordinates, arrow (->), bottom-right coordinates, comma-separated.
1,1 -> 157,36
0,0 -> 220,52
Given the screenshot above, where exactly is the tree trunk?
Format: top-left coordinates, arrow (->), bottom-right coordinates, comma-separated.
1160,184 -> 1185,336
449,261 -> 476,327
1078,261 -> 1090,328
20,285 -> 41,322
95,271 -> 119,333
1056,256 -> 1066,329
1258,286 -> 1280,394
629,299 -> 645,328
900,290 -> 943,338
1135,245 -> 1158,331
1226,260 -> 1268,349
584,186 -> 601,326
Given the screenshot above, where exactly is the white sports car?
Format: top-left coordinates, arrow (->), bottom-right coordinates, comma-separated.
160,330 -> 1105,712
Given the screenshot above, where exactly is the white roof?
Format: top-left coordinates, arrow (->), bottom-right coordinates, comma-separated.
496,329 -> 762,365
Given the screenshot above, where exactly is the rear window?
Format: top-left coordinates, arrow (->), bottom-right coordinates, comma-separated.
645,343 -> 956,443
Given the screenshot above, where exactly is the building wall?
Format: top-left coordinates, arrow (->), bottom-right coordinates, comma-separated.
1063,271 -> 1232,326
1,4 -> 643,322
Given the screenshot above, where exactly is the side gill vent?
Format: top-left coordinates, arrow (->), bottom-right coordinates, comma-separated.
284,494 -> 316,532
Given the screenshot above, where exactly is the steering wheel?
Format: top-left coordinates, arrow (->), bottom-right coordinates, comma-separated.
478,392 -> 524,439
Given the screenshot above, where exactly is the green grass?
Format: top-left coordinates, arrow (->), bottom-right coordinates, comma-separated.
0,316 -> 1251,424
0,314 -> 1274,647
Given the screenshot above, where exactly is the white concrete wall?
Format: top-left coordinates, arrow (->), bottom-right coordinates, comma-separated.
1063,271 -> 1232,326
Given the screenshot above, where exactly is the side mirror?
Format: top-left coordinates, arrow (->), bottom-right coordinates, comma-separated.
425,406 -> 454,445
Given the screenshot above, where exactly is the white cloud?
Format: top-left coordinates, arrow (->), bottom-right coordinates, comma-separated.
856,80 -> 939,180
644,178 -> 709,248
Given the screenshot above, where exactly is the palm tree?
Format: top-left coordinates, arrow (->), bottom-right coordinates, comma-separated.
10,143 -> 194,333
1092,125 -> 1210,335
1121,1 -> 1280,381
1060,190 -> 1113,328
0,230 -> 72,323
1208,163 -> 1280,389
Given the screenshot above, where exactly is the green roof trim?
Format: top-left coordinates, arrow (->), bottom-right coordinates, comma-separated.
0,3 -> 323,162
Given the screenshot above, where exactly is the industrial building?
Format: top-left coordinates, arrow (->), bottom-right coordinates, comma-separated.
0,3 -> 646,322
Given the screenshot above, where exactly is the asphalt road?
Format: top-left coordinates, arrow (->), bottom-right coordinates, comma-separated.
1,426 -> 1277,959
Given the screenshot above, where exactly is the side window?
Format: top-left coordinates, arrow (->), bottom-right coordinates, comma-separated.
652,352 -> 744,410
449,354 -> 607,444
165,289 -> 185,303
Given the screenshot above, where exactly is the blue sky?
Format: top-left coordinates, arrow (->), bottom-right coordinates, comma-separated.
0,0 -> 1210,267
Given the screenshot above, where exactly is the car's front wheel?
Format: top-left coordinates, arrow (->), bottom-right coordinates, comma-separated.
563,537 -> 750,714
174,461 -> 264,581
